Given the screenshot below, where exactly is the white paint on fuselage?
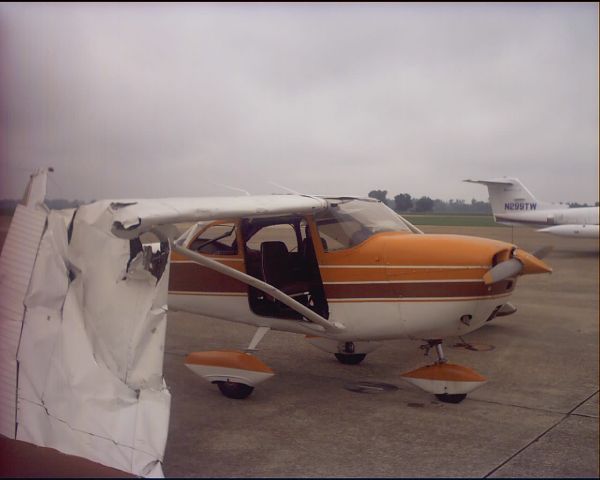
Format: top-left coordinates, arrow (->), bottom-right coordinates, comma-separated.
538,224 -> 599,238
169,290 -> 512,342
496,206 -> 598,228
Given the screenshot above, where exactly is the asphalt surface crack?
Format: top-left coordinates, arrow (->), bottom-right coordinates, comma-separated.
483,389 -> 599,478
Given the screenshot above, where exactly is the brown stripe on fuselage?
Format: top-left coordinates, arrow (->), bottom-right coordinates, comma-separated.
169,262 -> 247,293
324,280 -> 515,299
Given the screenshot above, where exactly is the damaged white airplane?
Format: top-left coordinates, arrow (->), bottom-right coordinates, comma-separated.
0,169 -> 552,476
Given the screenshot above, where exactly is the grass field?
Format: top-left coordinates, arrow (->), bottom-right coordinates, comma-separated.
402,214 -> 500,227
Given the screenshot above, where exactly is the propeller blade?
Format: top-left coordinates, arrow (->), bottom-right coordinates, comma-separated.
532,245 -> 553,260
483,258 -> 523,285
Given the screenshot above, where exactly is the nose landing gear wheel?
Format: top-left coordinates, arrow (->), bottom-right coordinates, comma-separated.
334,353 -> 367,365
435,393 -> 467,404
215,381 -> 254,399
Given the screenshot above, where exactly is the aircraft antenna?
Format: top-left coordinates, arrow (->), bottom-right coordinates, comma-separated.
268,181 -> 301,195
210,182 -> 251,196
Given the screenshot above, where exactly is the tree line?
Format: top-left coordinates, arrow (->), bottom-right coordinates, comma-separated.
368,190 -> 599,214
367,190 -> 492,214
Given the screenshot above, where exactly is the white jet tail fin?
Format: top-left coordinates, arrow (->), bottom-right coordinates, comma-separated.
464,177 -> 553,218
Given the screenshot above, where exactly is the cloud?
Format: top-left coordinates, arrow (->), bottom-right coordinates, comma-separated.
0,3 -> 597,203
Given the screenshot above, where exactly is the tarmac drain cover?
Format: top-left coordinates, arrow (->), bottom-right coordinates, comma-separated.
344,381 -> 398,394
451,342 -> 495,352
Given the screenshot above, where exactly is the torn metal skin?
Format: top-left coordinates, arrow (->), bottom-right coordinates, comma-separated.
14,197 -> 172,477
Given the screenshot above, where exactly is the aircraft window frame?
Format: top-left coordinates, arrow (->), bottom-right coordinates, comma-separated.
315,198 -> 413,252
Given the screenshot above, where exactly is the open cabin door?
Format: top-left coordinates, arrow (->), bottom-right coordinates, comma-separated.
240,216 -> 329,321
168,217 -> 338,332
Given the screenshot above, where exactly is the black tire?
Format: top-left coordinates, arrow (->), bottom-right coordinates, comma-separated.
334,353 -> 367,365
215,381 -> 254,399
435,393 -> 467,404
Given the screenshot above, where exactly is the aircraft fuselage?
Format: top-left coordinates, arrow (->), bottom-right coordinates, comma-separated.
167,199 -> 550,342
495,205 -> 598,228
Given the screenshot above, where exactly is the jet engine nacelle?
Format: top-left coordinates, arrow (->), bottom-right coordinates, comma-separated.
538,224 -> 599,239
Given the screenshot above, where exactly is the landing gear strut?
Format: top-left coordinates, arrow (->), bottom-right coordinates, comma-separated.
305,337 -> 381,364
427,341 -> 467,404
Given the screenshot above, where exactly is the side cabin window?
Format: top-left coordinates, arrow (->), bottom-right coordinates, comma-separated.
314,212 -> 361,251
245,224 -> 299,253
241,216 -> 329,320
189,222 -> 238,255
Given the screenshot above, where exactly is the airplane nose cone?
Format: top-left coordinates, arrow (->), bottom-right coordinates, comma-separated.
482,246 -> 552,285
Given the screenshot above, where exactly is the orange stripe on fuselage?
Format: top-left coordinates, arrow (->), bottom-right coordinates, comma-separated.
316,233 -> 510,283
317,233 -> 510,266
319,266 -> 489,283
167,231 -> 516,299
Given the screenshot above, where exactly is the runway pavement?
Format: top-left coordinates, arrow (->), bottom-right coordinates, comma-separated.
162,226 -> 599,477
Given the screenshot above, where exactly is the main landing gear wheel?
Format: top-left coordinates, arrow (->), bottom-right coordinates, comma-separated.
435,393 -> 467,404
334,353 -> 367,365
215,381 -> 254,399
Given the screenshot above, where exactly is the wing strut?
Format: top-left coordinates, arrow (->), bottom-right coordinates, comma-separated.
169,241 -> 346,334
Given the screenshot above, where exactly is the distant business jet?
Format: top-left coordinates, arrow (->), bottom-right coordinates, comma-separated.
464,177 -> 599,239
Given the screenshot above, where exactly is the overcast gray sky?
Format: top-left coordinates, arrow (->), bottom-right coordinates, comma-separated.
0,2 -> 598,203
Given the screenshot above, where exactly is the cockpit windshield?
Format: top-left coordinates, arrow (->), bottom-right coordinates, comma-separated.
314,198 -> 415,251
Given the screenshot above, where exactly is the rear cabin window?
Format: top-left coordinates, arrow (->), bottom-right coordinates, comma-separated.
246,224 -> 299,253
189,223 -> 238,255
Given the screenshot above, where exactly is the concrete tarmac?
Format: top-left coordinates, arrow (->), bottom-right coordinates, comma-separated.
162,226 -> 599,478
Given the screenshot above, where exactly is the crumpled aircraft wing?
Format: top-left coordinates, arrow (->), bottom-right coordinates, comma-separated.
0,170 -> 332,478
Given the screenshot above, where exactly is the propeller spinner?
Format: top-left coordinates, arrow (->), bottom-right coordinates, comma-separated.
483,246 -> 552,285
